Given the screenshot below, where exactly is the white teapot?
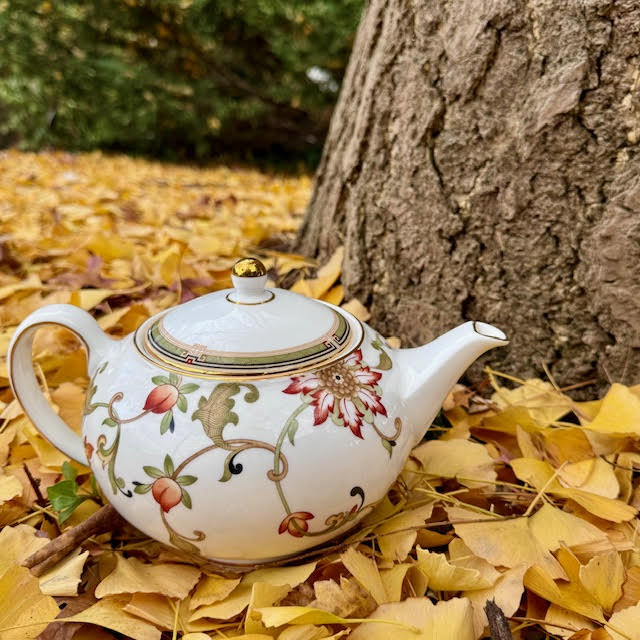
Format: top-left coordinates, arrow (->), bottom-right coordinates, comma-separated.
8,258 -> 507,564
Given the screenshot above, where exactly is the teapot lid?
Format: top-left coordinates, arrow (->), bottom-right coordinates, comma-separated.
134,258 -> 363,379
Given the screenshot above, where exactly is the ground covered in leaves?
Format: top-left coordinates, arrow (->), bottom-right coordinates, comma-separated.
0,150 -> 639,640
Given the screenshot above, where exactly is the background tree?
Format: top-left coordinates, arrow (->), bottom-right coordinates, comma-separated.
297,0 -> 640,387
0,0 -> 362,161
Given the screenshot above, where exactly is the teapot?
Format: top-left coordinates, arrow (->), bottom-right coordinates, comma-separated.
8,258 -> 508,564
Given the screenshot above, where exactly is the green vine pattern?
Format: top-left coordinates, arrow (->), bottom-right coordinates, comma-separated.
86,340 -> 398,554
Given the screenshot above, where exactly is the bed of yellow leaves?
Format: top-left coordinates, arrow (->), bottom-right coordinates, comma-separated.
0,150 -> 639,640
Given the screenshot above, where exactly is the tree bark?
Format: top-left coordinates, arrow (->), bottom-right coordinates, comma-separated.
297,0 -> 640,388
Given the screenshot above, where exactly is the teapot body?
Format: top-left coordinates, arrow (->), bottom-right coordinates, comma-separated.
83,324 -> 410,562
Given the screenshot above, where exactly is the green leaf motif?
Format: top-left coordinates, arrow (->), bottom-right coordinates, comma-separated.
176,394 -> 187,413
219,462 -> 233,483
381,439 -> 393,458
181,490 -> 192,509
168,530 -> 199,554
160,410 -> 173,435
163,454 -> 174,476
102,418 -> 117,427
115,477 -> 125,489
176,475 -> 197,486
287,418 -> 299,445
180,383 -> 199,394
371,338 -> 393,371
191,383 -> 258,446
169,373 -> 180,386
133,482 -> 152,494
151,375 -> 170,385
143,465 -> 164,479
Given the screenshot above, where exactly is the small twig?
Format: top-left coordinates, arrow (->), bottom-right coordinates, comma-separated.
22,463 -> 47,508
22,504 -> 125,577
485,600 -> 514,640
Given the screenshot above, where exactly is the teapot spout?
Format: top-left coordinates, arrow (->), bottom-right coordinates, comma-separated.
396,322 -> 508,447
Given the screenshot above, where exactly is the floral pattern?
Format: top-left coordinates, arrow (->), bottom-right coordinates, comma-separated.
278,511 -> 314,537
283,349 -> 386,438
87,338 -> 401,551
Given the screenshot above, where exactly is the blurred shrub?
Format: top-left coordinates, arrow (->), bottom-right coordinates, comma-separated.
0,0 -> 363,161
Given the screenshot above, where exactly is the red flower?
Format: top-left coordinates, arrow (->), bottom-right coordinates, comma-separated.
278,511 -> 314,537
144,384 -> 179,414
283,349 -> 387,438
151,477 -> 183,512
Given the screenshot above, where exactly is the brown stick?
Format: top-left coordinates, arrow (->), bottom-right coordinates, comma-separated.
22,504 -> 125,577
23,463 -> 47,508
485,600 -> 514,640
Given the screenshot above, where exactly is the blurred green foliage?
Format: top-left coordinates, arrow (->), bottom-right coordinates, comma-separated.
0,0 -> 362,162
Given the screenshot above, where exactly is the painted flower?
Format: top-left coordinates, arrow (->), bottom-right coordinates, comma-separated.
144,384 -> 179,414
283,349 -> 386,438
278,511 -> 314,537
143,375 -> 200,434
151,477 -> 183,512
133,454 -> 197,512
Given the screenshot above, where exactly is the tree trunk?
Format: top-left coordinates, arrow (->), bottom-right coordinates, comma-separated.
296,0 -> 640,388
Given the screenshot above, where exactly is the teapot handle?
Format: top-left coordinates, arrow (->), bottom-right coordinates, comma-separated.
8,304 -> 114,464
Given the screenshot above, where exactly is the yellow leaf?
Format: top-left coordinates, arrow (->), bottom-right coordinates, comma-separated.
349,597 -> 475,640
0,474 -> 22,503
340,299 -> 370,322
544,428 -> 594,465
559,458 -> 620,499
51,381 -> 86,434
375,502 -> 434,562
416,548 -> 492,591
87,233 -> 136,260
311,576 -> 376,619
290,246 -> 343,299
465,564 -> 527,638
586,384 -> 640,435
528,503 -> 608,552
66,594 -> 162,640
450,508 -> 566,579
379,565 -> 412,603
341,546 -> 387,605
70,288 -> 115,310
0,565 -> 59,640
277,624 -> 333,640
0,274 -> 42,302
123,593 -> 174,629
524,565 -> 603,622
448,538 -> 501,584
614,566 -> 640,612
0,525 -> 48,578
579,552 -> 625,613
190,574 -> 241,610
607,602 -> 640,640
492,378 -> 571,426
39,549 -> 89,597
245,582 -> 292,634
544,603 -> 597,638
321,285 -> 344,306
481,406 -> 542,434
94,555 -> 200,599
190,561 -> 316,622
511,458 -> 637,522
409,439 -> 496,487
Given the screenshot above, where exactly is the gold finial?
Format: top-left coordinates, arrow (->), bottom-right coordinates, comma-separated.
232,257 -> 267,278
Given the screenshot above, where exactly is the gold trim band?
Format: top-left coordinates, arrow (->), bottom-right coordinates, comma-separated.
225,291 -> 275,305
